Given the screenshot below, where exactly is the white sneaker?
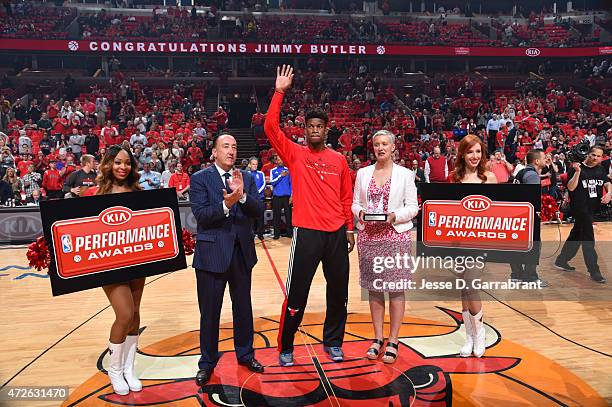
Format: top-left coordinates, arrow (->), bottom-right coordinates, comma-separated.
108,341 -> 129,395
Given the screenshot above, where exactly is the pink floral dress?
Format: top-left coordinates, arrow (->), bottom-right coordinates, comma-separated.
357,177 -> 412,292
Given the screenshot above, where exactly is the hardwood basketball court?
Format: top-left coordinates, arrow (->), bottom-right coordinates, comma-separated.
0,223 -> 610,406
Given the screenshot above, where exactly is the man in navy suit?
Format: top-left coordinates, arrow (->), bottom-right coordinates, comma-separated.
190,133 -> 265,386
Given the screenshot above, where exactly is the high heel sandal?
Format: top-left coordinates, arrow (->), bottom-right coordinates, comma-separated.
382,340 -> 399,364
366,339 -> 384,360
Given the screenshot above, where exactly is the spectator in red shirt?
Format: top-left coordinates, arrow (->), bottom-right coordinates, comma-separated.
338,129 -> 353,154
251,108 -> 266,138
147,127 -> 161,145
406,147 -> 423,168
186,141 -> 204,171
34,151 -> 49,174
123,121 -> 138,141
82,98 -> 96,115
488,150 -> 514,183
101,120 -> 121,145
156,129 -> 168,144
47,100 -> 59,119
16,153 -> 33,176
424,147 -> 448,182
213,106 -> 228,131
60,155 -> 77,183
52,117 -> 69,136
168,162 -> 190,200
42,160 -> 63,199
260,155 -> 276,177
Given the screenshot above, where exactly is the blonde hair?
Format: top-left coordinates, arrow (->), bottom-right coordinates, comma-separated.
372,129 -> 395,144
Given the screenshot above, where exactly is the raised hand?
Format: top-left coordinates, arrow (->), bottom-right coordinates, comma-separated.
223,187 -> 241,208
275,65 -> 294,93
229,169 -> 244,197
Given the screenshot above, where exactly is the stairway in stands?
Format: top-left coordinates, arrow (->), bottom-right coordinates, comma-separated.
205,95 -> 219,117
225,128 -> 259,162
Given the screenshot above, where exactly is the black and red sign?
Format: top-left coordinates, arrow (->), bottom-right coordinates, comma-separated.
0,39 -> 610,57
422,195 -> 534,252
41,188 -> 186,296
417,183 -> 541,264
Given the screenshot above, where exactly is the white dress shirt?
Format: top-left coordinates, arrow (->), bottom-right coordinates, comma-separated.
214,163 -> 246,216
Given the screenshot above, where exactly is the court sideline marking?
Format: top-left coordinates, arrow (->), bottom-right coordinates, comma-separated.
0,272 -> 174,389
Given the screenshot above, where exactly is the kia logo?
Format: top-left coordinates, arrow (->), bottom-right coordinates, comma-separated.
0,213 -> 42,240
461,195 -> 492,212
100,207 -> 133,226
525,48 -> 541,57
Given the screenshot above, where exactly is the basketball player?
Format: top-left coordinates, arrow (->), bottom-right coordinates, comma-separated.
264,65 -> 354,366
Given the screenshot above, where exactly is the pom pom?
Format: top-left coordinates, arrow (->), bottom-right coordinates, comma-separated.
26,236 -> 51,272
540,194 -> 559,222
182,228 -> 195,256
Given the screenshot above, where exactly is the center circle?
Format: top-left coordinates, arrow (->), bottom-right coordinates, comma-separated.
239,352 -> 416,406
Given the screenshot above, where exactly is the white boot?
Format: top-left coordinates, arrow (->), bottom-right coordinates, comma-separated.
471,310 -> 486,358
107,341 -> 129,395
459,310 -> 474,357
123,335 -> 142,392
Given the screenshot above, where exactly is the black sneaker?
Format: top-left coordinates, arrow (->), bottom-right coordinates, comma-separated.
590,271 -> 607,284
554,260 -> 576,272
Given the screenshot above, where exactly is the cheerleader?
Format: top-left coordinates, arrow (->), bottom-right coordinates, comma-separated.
448,135 -> 497,357
86,145 -> 145,394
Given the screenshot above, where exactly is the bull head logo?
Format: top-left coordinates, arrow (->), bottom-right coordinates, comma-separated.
97,308 -> 519,406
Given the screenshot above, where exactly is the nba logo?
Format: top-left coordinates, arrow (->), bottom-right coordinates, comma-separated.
428,212 -> 437,227
61,235 -> 73,253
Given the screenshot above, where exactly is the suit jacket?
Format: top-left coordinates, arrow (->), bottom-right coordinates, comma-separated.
190,166 -> 263,274
416,115 -> 432,132
352,163 -> 419,234
414,168 -> 425,184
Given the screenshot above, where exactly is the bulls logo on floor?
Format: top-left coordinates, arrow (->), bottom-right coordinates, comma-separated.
63,308 -> 606,406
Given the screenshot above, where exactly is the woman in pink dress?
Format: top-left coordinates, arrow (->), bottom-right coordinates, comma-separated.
352,130 -> 419,363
